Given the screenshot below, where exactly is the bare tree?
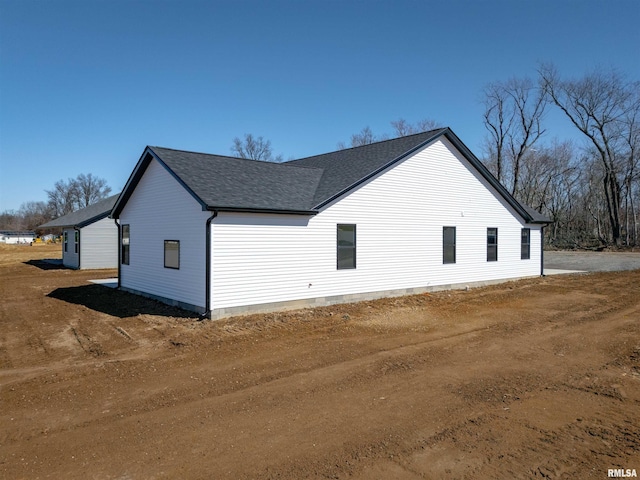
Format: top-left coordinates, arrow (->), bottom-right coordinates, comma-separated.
0,210 -> 21,230
391,118 -> 441,137
620,96 -> 640,245
350,126 -> 377,146
46,174 -> 112,217
482,77 -> 547,192
231,134 -> 283,162
337,126 -> 383,149
75,173 -> 111,208
18,201 -> 53,231
46,178 -> 79,217
539,64 -> 640,246
338,119 -> 441,150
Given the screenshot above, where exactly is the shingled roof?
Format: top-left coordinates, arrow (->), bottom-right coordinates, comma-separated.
145,147 -> 324,213
40,194 -> 119,228
111,128 -> 550,224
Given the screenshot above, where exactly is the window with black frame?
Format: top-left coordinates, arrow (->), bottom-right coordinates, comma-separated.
337,224 -> 356,270
487,228 -> 498,262
521,228 -> 531,260
443,226 -> 456,264
121,224 -> 130,265
164,240 -> 180,269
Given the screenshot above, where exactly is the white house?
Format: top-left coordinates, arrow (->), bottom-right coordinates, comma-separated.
0,231 -> 36,244
111,128 -> 550,319
40,194 -> 119,270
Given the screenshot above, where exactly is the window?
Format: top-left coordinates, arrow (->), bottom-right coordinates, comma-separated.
74,230 -> 79,254
337,224 -> 356,269
521,228 -> 531,260
121,224 -> 130,265
164,240 -> 180,269
443,227 -> 456,264
487,228 -> 498,262
63,231 -> 68,252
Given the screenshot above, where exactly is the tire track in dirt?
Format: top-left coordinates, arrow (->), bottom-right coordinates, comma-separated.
6,292 -> 640,479
3,245 -> 640,479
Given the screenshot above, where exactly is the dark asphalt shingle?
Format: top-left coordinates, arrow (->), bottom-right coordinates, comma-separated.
149,148 -> 323,212
40,194 -> 119,228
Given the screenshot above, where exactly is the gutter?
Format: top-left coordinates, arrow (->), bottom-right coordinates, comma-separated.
202,210 -> 218,319
73,226 -> 81,270
540,225 -> 545,277
114,219 -> 121,288
206,206 -> 317,216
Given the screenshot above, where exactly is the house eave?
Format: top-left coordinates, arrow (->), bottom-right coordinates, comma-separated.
42,211 -> 111,229
206,206 -> 318,216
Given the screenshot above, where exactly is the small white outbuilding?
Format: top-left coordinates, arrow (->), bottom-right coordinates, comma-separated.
0,231 -> 36,244
40,194 -> 119,270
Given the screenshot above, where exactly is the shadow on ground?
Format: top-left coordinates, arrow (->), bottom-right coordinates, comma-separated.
24,259 -> 66,270
47,284 -> 198,319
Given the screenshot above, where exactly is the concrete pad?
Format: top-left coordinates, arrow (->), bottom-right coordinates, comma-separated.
89,278 -> 118,288
543,268 -> 586,276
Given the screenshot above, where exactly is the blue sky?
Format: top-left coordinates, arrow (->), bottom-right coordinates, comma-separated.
1,0 -> 639,212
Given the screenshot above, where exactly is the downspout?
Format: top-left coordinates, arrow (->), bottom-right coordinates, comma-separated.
73,226 -> 81,270
114,219 -> 121,288
202,210 -> 218,319
540,225 -> 545,277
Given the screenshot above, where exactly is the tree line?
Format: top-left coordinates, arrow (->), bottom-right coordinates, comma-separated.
482,64 -> 639,248
1,173 -> 112,232
3,63 -> 638,248
321,64 -> 639,248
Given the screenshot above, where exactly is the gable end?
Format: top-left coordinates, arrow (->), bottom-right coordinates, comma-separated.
112,147 -> 208,219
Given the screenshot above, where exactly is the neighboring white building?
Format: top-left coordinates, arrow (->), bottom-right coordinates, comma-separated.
0,231 -> 36,244
111,128 -> 550,319
40,195 -> 119,270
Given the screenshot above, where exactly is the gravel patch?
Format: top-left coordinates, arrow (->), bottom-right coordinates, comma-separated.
544,250 -> 640,272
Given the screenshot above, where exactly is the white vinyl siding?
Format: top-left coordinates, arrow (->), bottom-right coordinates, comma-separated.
209,138 -> 542,311
60,219 -> 117,270
119,159 -> 209,309
79,217 -> 118,269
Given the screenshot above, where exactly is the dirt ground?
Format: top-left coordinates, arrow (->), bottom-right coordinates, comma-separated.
1,244 -> 639,479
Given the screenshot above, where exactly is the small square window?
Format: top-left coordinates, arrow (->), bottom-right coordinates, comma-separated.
164,240 -> 180,269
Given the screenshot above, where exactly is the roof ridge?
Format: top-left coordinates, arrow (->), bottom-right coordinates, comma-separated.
150,145 -> 300,167
287,128 -> 447,163
151,145 -> 250,161
150,146 -> 327,172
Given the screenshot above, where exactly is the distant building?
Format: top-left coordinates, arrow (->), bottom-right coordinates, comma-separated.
0,231 -> 36,244
40,194 -> 119,269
